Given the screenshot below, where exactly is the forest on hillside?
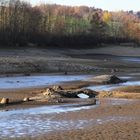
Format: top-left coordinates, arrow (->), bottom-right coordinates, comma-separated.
0,0 -> 140,47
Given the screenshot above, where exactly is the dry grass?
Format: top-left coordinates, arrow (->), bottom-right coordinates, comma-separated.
117,86 -> 140,93
99,90 -> 140,99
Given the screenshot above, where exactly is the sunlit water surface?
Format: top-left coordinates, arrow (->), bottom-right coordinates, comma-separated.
0,75 -> 89,89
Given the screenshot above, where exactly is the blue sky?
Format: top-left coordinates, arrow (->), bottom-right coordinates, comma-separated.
27,0 -> 140,11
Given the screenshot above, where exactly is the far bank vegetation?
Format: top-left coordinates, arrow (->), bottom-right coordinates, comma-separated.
0,0 -> 140,47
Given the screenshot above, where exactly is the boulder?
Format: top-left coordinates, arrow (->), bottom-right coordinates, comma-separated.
88,75 -> 125,84
43,88 -> 54,96
0,98 -> 9,104
43,88 -> 61,99
53,86 -> 63,91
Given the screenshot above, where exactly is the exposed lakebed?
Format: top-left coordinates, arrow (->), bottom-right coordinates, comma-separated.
0,98 -> 136,138
0,103 -> 99,138
0,73 -> 140,138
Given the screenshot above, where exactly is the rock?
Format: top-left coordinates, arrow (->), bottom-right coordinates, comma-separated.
0,98 -> 9,104
64,72 -> 68,75
43,88 -> 54,96
88,75 -> 125,84
82,89 -> 98,98
23,97 -> 30,102
53,86 -> 63,91
42,88 -> 61,100
58,98 -> 64,103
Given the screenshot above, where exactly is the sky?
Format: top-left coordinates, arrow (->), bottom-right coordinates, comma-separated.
27,0 -> 140,11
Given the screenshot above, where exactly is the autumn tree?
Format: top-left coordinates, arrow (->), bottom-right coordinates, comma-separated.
0,0 -> 139,46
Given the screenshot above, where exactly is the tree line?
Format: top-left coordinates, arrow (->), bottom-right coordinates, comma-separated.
0,0 -> 140,47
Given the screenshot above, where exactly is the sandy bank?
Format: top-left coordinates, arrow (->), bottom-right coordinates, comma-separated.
11,98 -> 140,140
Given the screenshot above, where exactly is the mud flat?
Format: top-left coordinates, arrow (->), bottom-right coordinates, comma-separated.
6,98 -> 140,140
0,45 -> 140,74
0,45 -> 140,139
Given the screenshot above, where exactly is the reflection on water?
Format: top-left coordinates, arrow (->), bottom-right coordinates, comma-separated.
0,75 -> 89,89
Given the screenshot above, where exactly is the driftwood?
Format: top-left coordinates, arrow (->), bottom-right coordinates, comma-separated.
43,86 -> 98,98
56,89 -> 98,98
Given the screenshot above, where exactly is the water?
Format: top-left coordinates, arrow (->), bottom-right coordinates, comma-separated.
0,98 -> 135,138
77,93 -> 89,99
0,75 -> 89,89
121,57 -> 140,63
88,81 -> 140,91
0,104 -> 97,138
106,55 -> 140,63
0,74 -> 136,90
119,76 -> 132,79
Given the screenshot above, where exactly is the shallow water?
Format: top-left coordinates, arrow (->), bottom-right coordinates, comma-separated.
0,75 -> 89,89
88,81 -> 140,91
0,98 -> 135,138
0,104 -> 97,138
121,57 -> 140,63
107,55 -> 140,63
77,93 -> 89,99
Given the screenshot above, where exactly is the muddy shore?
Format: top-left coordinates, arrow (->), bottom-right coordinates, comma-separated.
1,75 -> 140,140
8,98 -> 140,140
0,45 -> 140,74
1,45 -> 140,140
